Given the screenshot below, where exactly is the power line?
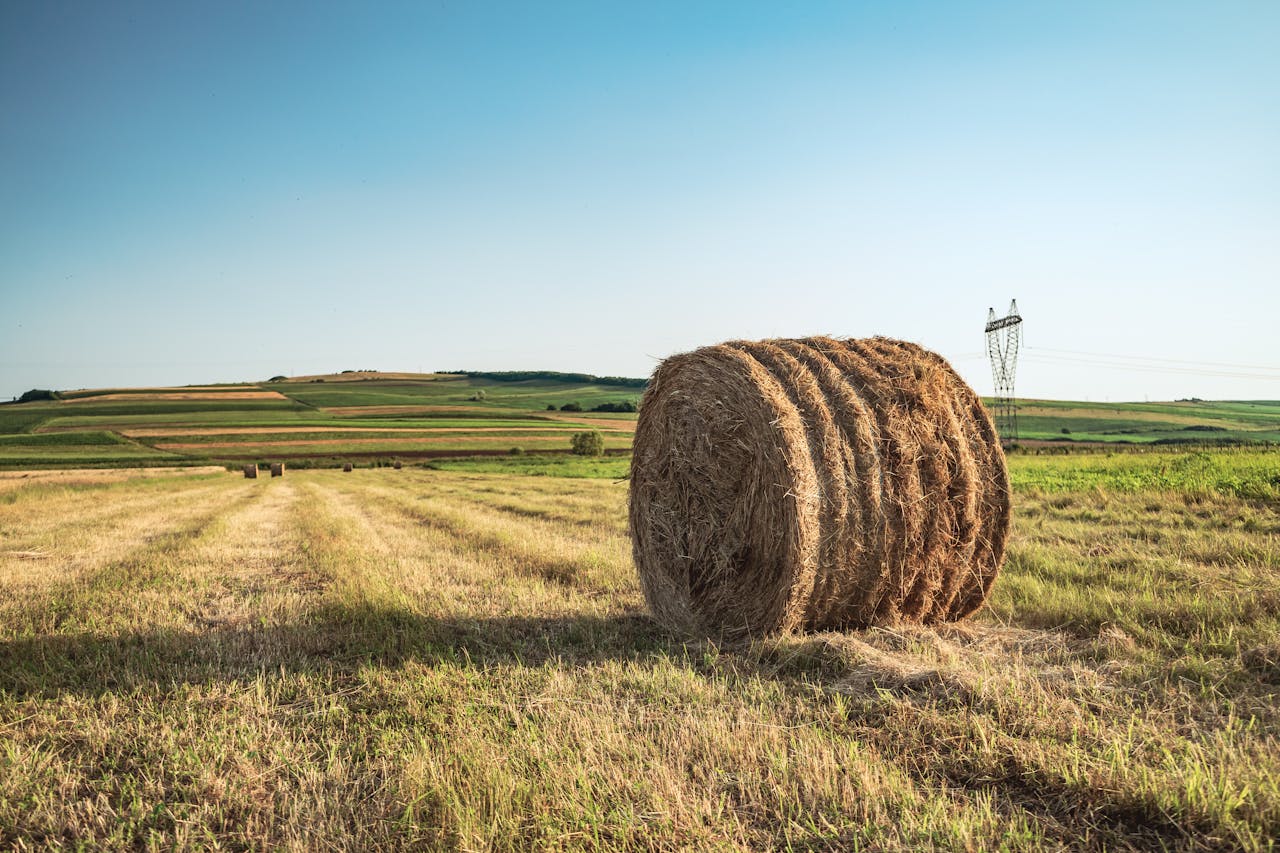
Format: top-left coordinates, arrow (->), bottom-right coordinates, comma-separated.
1020,352 -> 1280,381
1027,346 -> 1280,373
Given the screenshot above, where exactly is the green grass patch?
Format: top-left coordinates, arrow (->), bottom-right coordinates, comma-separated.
278,377 -> 644,413
0,445 -> 177,466
426,453 -> 632,478
0,404 -> 61,434
0,431 -> 131,447
1008,448 -> 1280,500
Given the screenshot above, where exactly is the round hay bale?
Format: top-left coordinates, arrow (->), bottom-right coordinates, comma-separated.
270,462 -> 284,477
243,464 -> 257,479
343,462 -> 353,472
393,460 -> 403,470
629,336 -> 1010,639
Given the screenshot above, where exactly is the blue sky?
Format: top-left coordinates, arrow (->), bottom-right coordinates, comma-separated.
2,1 -> 1277,401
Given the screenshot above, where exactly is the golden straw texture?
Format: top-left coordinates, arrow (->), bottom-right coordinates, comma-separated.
629,336 -> 1010,639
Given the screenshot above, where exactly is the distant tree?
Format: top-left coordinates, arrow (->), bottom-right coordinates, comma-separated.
470,389 -> 487,401
560,402 -> 583,412
509,446 -> 525,456
446,370 -> 647,389
1060,427 -> 1071,435
571,430 -> 605,457
268,375 -> 287,382
18,389 -> 59,403
546,404 -> 557,411
591,401 -> 637,413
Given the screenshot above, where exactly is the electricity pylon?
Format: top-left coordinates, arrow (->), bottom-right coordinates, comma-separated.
985,300 -> 1022,445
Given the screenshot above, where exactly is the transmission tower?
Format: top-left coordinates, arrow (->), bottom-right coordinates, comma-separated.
985,299 -> 1022,444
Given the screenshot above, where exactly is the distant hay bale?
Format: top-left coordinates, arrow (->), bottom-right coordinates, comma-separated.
243,464 -> 257,479
393,460 -> 403,470
629,336 -> 1010,640
270,463 -> 284,477
343,462 -> 353,472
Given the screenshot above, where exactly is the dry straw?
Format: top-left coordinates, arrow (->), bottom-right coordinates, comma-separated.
243,464 -> 257,479
270,463 -> 284,477
629,336 -> 1010,639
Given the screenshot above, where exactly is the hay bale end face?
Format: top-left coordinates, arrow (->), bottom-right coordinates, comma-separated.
270,463 -> 284,477
628,336 -> 1010,639
243,464 -> 257,479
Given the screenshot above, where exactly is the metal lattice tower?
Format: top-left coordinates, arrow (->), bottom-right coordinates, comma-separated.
985,299 -> 1022,444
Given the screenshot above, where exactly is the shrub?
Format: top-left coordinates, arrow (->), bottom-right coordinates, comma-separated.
1061,427 -> 1071,435
268,375 -> 287,382
591,401 -> 637,413
509,446 -> 525,456
546,404 -> 557,411
18,389 -> 59,403
560,402 -> 583,412
470,389 -> 487,401
571,430 -> 605,457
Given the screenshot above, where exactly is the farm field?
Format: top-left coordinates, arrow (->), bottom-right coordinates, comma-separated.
1,450 -> 1277,849
0,374 -> 643,467
2,375 -> 1278,469
1014,399 -> 1280,444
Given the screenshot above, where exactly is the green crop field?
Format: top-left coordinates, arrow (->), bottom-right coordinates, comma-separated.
2,373 -> 1276,469
0,373 -> 644,467
1,449 -> 1277,849
1014,399 -> 1280,444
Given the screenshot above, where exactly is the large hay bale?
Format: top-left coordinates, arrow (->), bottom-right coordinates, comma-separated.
343,462 -> 353,472
629,336 -> 1010,639
270,463 -> 284,477
243,464 -> 257,479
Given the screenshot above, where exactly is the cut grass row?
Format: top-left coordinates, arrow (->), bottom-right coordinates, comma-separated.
1,460 -> 1276,848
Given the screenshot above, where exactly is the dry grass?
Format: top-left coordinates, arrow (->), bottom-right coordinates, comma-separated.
0,466 -> 226,494
0,464 -> 1276,850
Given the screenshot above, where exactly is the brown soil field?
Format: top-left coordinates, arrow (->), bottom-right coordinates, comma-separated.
61,391 -> 287,403
231,447 -> 633,461
542,414 -> 638,431
281,372 -> 452,383
1016,405 -> 1236,427
121,426 -> 604,438
152,434 -> 625,452
62,386 -> 261,395
320,405 -> 501,416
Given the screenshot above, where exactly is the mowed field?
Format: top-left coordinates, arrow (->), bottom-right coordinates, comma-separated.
2,374 -> 1279,470
2,451 -> 1278,849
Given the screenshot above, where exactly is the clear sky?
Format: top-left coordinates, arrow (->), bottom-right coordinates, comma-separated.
2,1 -> 1277,402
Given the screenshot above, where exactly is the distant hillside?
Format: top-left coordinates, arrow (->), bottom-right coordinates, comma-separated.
0,374 -> 1276,469
437,370 -> 648,388
1000,399 -> 1280,446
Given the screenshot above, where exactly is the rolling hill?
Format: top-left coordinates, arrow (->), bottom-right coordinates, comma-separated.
1,372 -> 1277,468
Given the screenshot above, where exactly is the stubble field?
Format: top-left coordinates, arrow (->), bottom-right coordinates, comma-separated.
1,452 -> 1278,850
